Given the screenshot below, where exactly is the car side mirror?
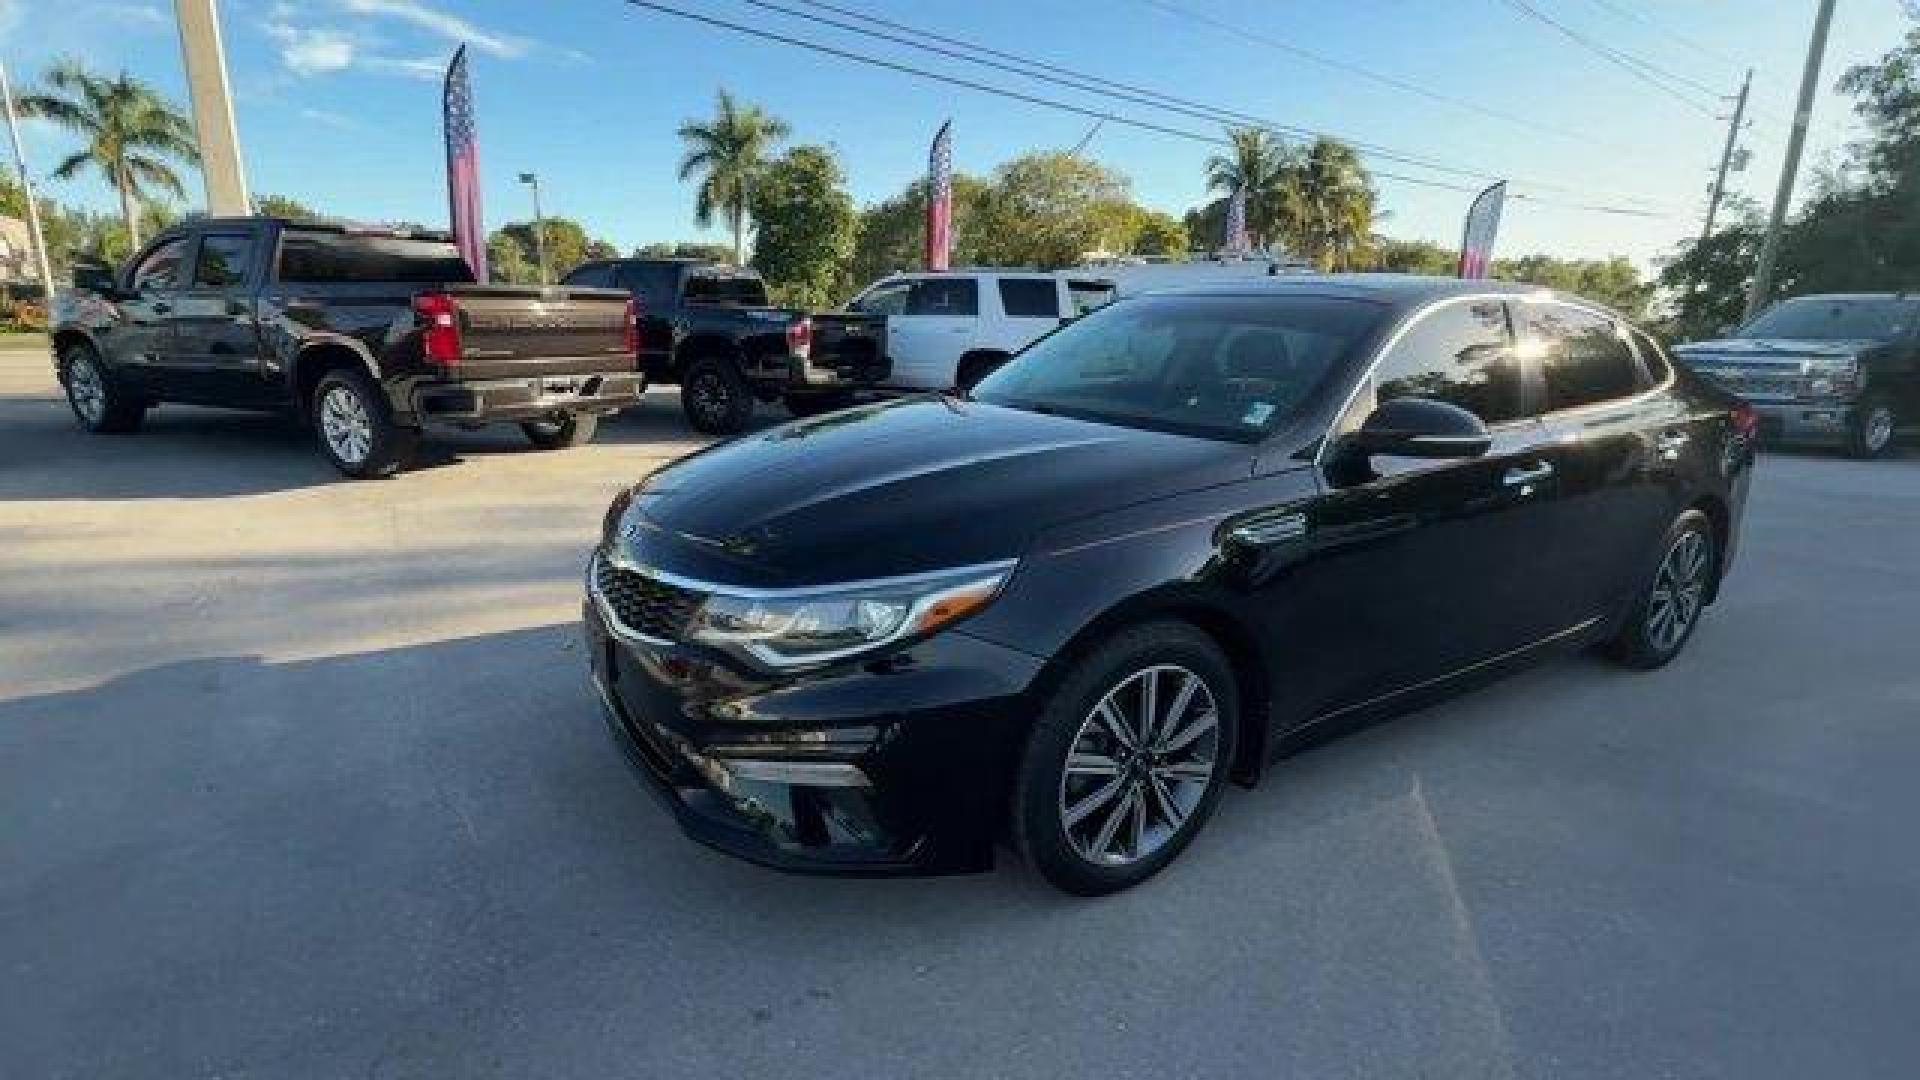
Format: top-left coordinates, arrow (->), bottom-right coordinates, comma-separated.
71,263 -> 117,295
1345,397 -> 1492,459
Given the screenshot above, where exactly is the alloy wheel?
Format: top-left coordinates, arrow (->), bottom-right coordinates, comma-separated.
319,384 -> 374,466
67,354 -> 106,424
1864,405 -> 1895,454
1058,664 -> 1220,866
1646,529 -> 1711,653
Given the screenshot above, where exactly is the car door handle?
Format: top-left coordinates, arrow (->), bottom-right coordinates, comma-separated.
1656,431 -> 1690,459
1502,461 -> 1554,488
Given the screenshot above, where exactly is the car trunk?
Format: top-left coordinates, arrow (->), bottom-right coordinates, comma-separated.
440,284 -> 634,381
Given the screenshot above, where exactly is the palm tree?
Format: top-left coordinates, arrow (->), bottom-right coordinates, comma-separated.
19,58 -> 198,250
1278,138 -> 1377,270
675,89 -> 790,264
1203,127 -> 1288,248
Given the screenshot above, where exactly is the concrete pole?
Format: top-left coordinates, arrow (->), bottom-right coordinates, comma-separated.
520,172 -> 549,285
174,0 -> 251,215
1744,0 -> 1837,321
0,59 -> 57,308
1700,70 -> 1752,245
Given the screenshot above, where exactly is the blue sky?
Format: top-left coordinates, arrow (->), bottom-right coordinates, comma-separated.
2,0 -> 1909,269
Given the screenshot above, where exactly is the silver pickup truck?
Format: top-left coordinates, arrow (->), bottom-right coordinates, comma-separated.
1674,293 -> 1917,459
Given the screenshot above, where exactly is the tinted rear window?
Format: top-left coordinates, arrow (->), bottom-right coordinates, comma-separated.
684,273 -> 768,306
278,231 -> 474,284
1523,303 -> 1642,412
906,277 -> 978,316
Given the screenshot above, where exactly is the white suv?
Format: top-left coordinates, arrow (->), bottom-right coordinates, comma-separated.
847,271 -> 1115,391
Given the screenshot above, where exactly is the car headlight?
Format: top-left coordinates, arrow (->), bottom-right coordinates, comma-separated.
689,560 -> 1017,669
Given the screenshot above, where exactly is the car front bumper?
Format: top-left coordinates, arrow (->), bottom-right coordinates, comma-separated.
582,594 -> 1043,876
1747,399 -> 1857,443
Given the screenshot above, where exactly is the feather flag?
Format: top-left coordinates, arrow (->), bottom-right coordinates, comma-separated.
444,46 -> 488,281
926,119 -> 952,271
1458,181 -> 1506,280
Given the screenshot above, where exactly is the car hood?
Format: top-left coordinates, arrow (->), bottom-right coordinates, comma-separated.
620,396 -> 1250,586
1675,337 -> 1888,359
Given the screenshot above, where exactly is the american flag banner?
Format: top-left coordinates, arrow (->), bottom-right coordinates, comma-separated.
1457,180 -> 1506,280
1222,184 -> 1249,255
444,46 -> 488,281
925,119 -> 952,271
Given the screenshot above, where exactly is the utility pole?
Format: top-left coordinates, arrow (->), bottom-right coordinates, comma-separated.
1700,69 -> 1753,245
1745,0 -> 1837,321
174,0 -> 251,215
518,172 -> 549,285
0,59 -> 56,308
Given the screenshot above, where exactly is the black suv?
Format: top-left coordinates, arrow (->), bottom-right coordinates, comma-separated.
584,276 -> 1756,894
52,217 -> 641,477
561,258 -> 883,435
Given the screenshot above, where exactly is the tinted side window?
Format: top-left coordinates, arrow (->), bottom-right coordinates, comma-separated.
563,263 -> 613,289
192,234 -> 253,288
1525,304 -> 1641,411
1370,299 -> 1522,425
612,264 -> 673,308
852,281 -> 909,317
998,278 -> 1059,319
277,232 -> 473,283
906,278 -> 978,317
132,236 -> 189,291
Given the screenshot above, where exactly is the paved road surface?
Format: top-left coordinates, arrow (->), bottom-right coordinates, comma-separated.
4,350 -> 1918,1078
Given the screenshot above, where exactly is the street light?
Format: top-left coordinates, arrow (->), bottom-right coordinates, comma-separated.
518,171 -> 549,285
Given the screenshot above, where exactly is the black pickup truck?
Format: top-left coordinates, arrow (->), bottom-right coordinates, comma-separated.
560,258 -> 884,435
51,216 -> 643,477
1674,292 -> 1918,458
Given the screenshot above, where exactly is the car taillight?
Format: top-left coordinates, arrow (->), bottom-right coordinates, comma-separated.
623,295 -> 641,355
786,316 -> 813,357
1730,400 -> 1759,440
412,292 -> 462,366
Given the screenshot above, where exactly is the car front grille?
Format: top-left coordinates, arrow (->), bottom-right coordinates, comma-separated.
593,553 -> 706,642
1686,361 -> 1805,398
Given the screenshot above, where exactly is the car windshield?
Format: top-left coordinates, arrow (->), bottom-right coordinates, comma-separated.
971,293 -> 1384,442
1737,297 -> 1913,342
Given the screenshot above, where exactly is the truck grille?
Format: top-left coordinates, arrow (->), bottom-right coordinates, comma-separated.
593,554 -> 706,642
1685,361 -> 1804,398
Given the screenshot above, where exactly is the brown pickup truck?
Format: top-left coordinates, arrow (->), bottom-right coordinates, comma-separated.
51,216 -> 644,477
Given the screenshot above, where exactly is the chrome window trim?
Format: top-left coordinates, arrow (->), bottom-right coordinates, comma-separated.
1312,291 -> 1530,470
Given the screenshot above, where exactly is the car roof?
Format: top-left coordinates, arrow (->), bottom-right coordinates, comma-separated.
1135,273 -> 1616,315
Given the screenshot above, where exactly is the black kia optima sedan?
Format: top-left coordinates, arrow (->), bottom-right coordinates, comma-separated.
584,276 -> 1754,894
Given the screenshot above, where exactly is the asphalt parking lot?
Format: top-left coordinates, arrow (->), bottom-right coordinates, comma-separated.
4,346 -> 1919,1079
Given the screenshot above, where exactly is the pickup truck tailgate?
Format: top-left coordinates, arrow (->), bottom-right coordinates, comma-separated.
809,312 -> 887,384
444,285 -> 633,380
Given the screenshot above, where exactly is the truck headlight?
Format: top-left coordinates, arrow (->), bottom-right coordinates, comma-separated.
690,560 -> 1017,668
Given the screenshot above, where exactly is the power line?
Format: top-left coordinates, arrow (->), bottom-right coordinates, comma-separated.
1495,0 -> 1722,115
758,0 -> 1682,211
620,0 -> 1680,219
1580,0 -> 1753,75
1129,0 -> 1634,152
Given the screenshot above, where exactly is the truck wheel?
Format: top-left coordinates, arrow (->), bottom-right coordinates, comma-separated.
520,412 -> 598,449
61,342 -> 146,433
1846,393 -> 1898,459
313,368 -> 414,479
782,390 -> 852,418
681,356 -> 753,435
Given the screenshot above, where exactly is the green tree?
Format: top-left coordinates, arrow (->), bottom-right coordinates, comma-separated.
1204,127 -> 1288,248
255,193 -> 318,220
1183,197 -> 1227,252
847,173 -> 994,286
675,89 -> 790,264
749,145 -> 857,308
17,57 -> 198,249
1495,253 -> 1652,319
1371,237 -> 1457,275
634,240 -> 735,261
1283,138 -> 1378,270
973,152 -> 1131,268
489,218 -> 610,282
486,231 -> 535,285
1131,210 -> 1188,257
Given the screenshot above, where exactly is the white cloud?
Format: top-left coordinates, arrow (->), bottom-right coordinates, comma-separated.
339,0 -> 527,58
264,6 -> 357,76
98,2 -> 165,25
300,107 -> 362,130
363,55 -> 445,82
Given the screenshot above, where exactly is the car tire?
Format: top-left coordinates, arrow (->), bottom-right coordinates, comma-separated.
313,368 -> 414,479
681,356 -> 753,436
61,342 -> 146,433
1010,621 -> 1239,896
1605,509 -> 1717,670
520,412 -> 598,449
1845,393 -> 1897,459
782,390 -> 852,418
